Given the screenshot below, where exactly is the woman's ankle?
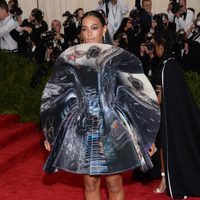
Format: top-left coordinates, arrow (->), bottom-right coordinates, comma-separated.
161,172 -> 165,177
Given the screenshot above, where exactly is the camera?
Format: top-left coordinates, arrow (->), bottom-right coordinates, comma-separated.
41,30 -> 62,60
170,0 -> 181,14
176,29 -> 186,48
41,30 -> 57,48
145,32 -> 154,51
62,11 -> 75,28
9,0 -> 23,16
117,32 -> 128,49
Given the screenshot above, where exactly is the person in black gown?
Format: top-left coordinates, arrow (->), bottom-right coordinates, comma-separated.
152,38 -> 200,199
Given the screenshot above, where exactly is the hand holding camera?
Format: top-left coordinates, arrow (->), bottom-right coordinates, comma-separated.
20,26 -> 32,34
140,43 -> 147,56
140,43 -> 154,57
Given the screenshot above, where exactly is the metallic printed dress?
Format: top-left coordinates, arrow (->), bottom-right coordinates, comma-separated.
40,43 -> 160,175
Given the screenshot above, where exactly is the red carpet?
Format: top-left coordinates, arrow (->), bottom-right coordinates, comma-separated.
0,115 -> 200,200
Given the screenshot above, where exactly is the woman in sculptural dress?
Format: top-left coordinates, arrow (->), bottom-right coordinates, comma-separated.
41,10 -> 160,200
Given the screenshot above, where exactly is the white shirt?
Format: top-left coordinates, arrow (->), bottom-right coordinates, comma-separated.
168,9 -> 194,32
189,30 -> 200,44
97,0 -> 129,38
0,15 -> 18,51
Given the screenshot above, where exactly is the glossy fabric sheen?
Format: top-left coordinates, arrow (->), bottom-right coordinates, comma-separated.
41,43 -> 160,175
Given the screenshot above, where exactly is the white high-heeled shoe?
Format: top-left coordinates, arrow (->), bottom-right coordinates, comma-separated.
154,172 -> 166,193
153,186 -> 166,193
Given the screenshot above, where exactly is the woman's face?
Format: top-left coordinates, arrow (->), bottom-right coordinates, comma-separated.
81,15 -> 107,43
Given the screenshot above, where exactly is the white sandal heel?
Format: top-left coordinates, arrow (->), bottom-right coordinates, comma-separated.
154,172 -> 166,193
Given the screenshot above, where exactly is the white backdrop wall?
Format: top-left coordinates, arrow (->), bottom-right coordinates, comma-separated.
16,0 -> 200,31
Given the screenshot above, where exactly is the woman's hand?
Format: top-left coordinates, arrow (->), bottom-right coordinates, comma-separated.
156,85 -> 162,105
44,140 -> 51,151
148,143 -> 157,157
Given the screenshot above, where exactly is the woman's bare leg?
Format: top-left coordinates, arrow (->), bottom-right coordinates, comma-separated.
154,148 -> 166,193
83,175 -> 101,200
106,174 -> 124,200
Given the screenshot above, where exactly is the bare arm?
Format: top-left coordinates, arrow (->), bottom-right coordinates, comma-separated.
44,140 -> 51,151
156,85 -> 162,105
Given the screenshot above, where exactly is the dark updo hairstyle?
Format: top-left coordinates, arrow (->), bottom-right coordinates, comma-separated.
156,37 -> 174,62
81,10 -> 106,27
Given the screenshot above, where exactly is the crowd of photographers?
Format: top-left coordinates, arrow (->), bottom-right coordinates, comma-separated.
0,0 -> 200,87
112,0 -> 200,76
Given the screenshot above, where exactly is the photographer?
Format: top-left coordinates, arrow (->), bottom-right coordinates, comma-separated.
44,19 -> 68,67
97,0 -> 129,39
168,0 -> 194,32
183,12 -> 200,73
0,0 -> 18,52
151,13 -> 176,49
26,9 -> 48,89
113,17 -> 131,50
63,8 -> 84,46
10,19 -> 33,57
11,8 -> 48,63
8,0 -> 23,25
28,8 -> 48,64
127,9 -> 145,56
135,0 -> 153,36
138,32 -> 155,76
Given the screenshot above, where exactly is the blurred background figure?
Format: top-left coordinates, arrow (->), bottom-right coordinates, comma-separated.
44,19 -> 68,67
168,0 -> 194,32
63,8 -> 84,46
7,0 -> 22,25
183,12 -> 200,73
97,0 -> 129,39
0,0 -> 18,52
135,0 -> 153,35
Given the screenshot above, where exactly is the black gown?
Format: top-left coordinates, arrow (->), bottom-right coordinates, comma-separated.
40,43 -> 160,175
156,58 -> 200,198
